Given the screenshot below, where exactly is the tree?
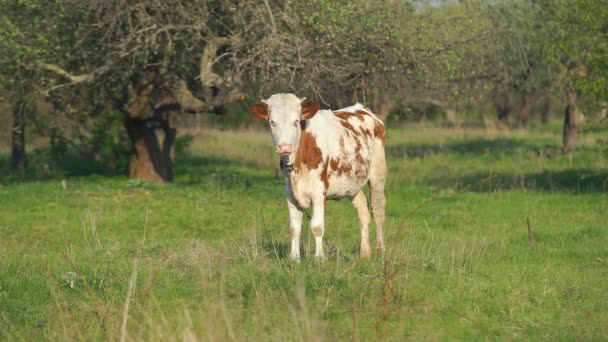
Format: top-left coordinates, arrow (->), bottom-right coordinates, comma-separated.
3,0 -> 560,181
9,99 -> 28,174
406,1 -> 500,127
537,0 -> 608,151
2,0 -> 244,181
0,2 -> 43,176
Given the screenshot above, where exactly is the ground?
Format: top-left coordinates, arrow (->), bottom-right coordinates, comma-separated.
0,123 -> 607,340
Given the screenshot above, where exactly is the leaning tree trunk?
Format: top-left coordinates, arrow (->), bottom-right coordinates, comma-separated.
118,68 -> 241,182
421,98 -> 458,127
115,39 -> 241,182
541,96 -> 552,124
10,100 -> 27,175
517,93 -> 534,125
444,105 -> 458,127
597,101 -> 607,121
121,75 -> 179,182
563,89 -> 581,153
124,112 -> 177,182
493,92 -> 513,128
372,86 -> 396,122
497,106 -> 511,127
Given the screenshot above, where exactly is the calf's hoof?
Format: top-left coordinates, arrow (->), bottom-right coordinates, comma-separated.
314,254 -> 326,263
360,248 -> 371,259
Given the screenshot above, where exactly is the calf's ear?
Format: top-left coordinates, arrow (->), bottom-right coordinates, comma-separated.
250,103 -> 269,120
301,102 -> 320,120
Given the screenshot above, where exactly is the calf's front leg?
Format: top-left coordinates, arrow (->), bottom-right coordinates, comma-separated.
310,197 -> 325,259
286,198 -> 303,260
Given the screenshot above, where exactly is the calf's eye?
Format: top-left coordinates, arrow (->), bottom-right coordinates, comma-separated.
294,120 -> 300,127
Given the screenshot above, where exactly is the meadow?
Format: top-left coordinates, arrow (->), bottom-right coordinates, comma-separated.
1,122 -> 607,340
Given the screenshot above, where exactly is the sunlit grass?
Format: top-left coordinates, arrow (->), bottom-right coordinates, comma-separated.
1,123 -> 607,340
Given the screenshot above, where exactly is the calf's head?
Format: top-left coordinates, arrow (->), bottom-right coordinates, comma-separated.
250,93 -> 319,155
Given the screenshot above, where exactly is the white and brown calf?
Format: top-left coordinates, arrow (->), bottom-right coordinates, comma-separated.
250,93 -> 387,259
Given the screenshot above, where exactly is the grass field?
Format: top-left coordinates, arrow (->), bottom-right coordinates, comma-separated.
1,123 -> 607,340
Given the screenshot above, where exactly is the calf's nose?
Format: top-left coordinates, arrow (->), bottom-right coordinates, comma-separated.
277,143 -> 293,154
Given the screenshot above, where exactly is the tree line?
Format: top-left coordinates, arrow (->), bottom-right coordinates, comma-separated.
1,0 -> 607,182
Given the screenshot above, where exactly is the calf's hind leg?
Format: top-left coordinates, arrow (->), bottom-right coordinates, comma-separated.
369,141 -> 387,254
351,191 -> 372,258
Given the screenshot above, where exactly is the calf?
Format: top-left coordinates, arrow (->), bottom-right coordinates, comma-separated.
250,93 -> 387,259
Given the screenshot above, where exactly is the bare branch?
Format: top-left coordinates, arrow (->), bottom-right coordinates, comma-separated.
163,75 -> 208,113
199,37 -> 229,88
36,63 -> 95,84
36,58 -> 116,89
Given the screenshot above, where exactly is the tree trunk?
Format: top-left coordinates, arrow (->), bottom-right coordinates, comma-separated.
517,93 -> 534,125
597,101 -> 607,121
497,107 -> 511,127
117,67 -> 240,183
124,114 -> 177,182
541,96 -> 551,124
494,92 -> 513,128
372,87 -> 396,122
121,75 -> 179,182
444,105 -> 458,127
10,100 -> 27,175
563,89 -> 580,153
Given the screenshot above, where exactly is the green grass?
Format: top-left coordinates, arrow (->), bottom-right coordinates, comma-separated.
1,124 -> 607,340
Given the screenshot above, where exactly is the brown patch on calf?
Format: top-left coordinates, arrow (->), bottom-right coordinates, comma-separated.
335,110 -> 366,122
329,157 -> 353,177
353,110 -> 369,121
250,103 -> 269,120
354,135 -> 362,154
312,227 -> 323,237
352,137 -> 368,181
361,127 -> 372,139
320,159 -> 329,189
294,132 -> 322,171
301,102 -> 320,120
330,158 -> 339,171
339,120 -> 357,134
374,122 -> 386,144
333,111 -> 351,120
340,163 -> 353,175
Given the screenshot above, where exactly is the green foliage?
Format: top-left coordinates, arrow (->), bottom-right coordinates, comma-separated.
1,125 -> 608,339
521,0 -> 608,99
174,134 -> 194,158
2,0 -> 608,182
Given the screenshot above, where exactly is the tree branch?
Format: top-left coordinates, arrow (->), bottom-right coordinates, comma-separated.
162,75 -> 208,113
199,37 -> 229,88
37,63 -> 95,83
36,58 -> 116,89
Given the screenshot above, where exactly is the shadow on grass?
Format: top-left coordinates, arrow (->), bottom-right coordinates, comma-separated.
428,169 -> 608,193
0,149 -> 125,183
387,137 -> 560,159
173,155 -> 278,190
388,136 -> 608,193
0,149 -> 279,191
3,136 -> 606,193
262,242 -> 290,259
